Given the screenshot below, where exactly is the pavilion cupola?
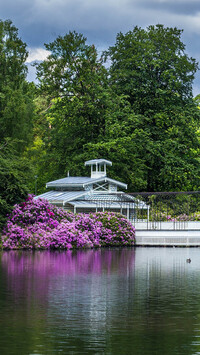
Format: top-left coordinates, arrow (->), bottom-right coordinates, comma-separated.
85,159 -> 112,179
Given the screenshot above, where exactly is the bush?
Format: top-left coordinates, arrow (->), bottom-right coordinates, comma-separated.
1,195 -> 135,249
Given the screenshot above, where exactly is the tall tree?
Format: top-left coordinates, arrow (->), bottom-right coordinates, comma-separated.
0,20 -> 35,227
0,20 -> 34,152
34,26 -> 200,192
105,24 -> 198,115
35,31 -> 115,180
102,25 -> 200,191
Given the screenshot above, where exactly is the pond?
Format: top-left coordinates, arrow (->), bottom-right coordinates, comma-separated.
1,247 -> 200,354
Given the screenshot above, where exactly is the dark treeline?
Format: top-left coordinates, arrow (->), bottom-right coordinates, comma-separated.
1,20 -> 200,227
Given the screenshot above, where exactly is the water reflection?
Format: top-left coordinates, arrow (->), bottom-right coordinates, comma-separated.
1,248 -> 200,354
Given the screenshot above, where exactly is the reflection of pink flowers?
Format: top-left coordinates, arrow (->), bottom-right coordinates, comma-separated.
1,249 -> 136,303
1,195 -> 135,250
2,249 -> 135,277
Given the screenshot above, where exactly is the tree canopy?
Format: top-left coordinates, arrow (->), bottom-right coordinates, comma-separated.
97,24 -> 200,191
0,20 -> 35,228
32,25 -> 200,192
105,24 -> 198,114
35,31 -> 119,181
0,20 -> 34,152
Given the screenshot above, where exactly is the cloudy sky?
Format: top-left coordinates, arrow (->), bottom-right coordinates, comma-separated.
1,0 -> 200,95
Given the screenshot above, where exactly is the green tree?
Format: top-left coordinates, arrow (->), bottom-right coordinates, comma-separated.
0,20 -> 35,228
102,25 -> 200,191
105,24 -> 198,114
0,20 -> 34,152
84,103 -> 152,191
35,31 -> 115,180
34,26 -> 200,193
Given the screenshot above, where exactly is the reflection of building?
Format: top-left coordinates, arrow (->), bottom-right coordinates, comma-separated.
35,159 -> 147,220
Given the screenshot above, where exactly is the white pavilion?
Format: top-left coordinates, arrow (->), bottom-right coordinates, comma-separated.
35,159 -> 146,220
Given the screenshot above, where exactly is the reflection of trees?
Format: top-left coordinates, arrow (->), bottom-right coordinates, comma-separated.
0,249 -> 135,354
131,248 -> 200,355
47,248 -> 136,348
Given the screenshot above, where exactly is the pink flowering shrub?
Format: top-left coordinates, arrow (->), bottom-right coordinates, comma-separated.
87,212 -> 135,246
1,195 -> 135,250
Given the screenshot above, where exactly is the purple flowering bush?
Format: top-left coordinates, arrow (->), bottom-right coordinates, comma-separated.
87,212 -> 136,246
1,195 -> 135,249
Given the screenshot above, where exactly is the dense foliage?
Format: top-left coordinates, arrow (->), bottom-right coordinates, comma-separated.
1,196 -> 135,249
34,31 -> 117,184
0,20 -> 35,229
0,20 -> 34,152
0,141 -> 33,228
93,25 -> 200,191
106,25 -> 197,111
33,25 -> 200,192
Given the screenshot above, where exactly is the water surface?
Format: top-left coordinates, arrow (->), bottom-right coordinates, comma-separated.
1,247 -> 200,354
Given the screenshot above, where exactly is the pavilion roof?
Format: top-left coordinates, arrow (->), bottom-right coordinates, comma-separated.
85,159 -> 112,166
46,176 -> 127,189
35,190 -> 88,204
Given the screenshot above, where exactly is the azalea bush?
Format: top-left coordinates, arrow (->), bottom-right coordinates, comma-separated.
1,195 -> 135,249
87,212 -> 136,246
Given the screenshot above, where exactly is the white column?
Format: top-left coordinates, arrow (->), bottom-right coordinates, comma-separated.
147,206 -> 150,222
127,205 -> 130,220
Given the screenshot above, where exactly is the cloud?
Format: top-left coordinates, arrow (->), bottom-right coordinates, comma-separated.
1,0 -> 200,48
1,0 -> 200,91
135,0 -> 200,16
26,48 -> 51,63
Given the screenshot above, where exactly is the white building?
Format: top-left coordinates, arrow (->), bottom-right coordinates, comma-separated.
35,159 -> 146,220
